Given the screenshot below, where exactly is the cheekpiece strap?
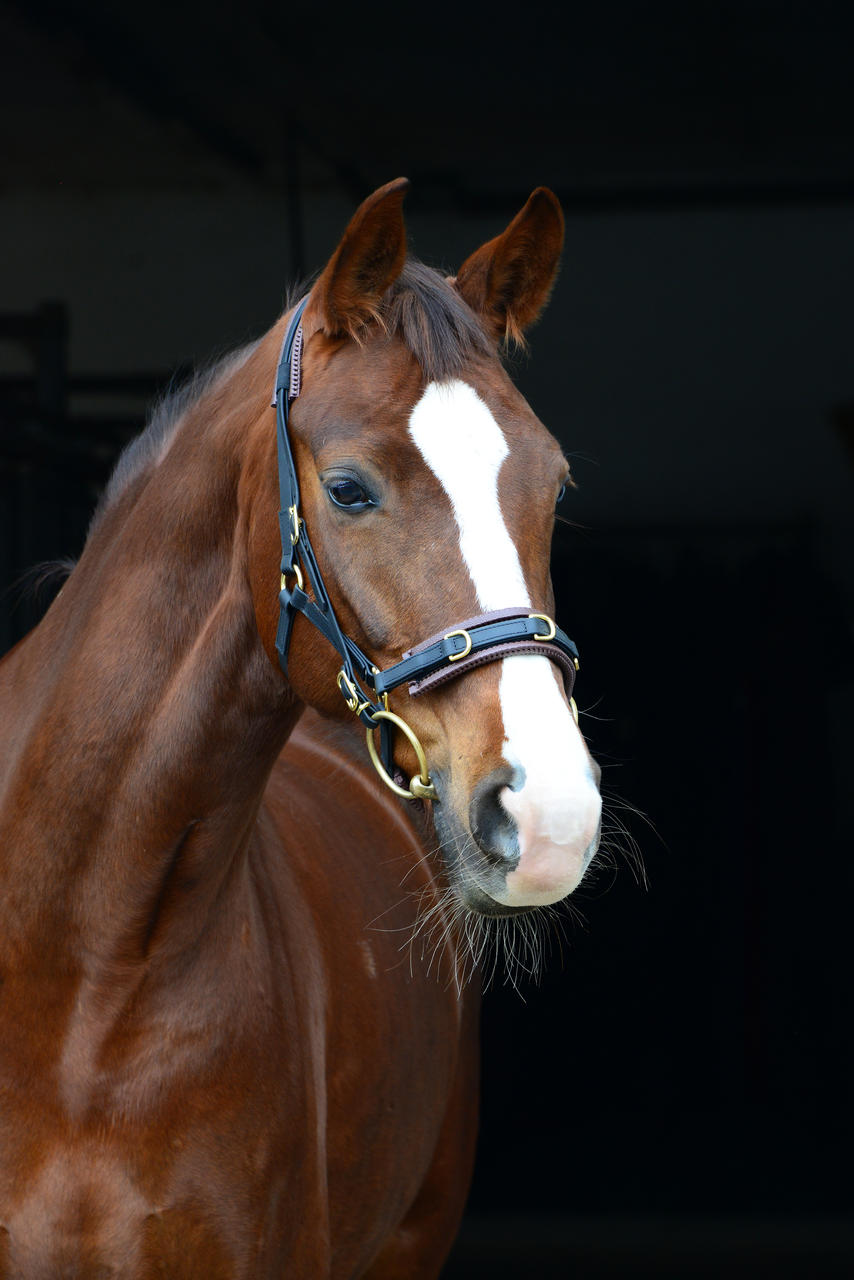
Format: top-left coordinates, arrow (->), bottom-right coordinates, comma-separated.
273,297 -> 311,676
273,299 -> 380,721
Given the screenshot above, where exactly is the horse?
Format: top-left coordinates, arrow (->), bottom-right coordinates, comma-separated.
0,178 -> 602,1278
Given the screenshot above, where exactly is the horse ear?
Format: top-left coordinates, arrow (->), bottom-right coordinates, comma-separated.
305,177 -> 409,339
454,188 -> 564,344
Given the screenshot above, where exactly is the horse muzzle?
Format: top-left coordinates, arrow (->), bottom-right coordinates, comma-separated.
436,759 -> 602,913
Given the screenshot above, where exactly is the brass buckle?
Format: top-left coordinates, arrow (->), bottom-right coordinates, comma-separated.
364,708 -> 438,803
337,669 -> 389,719
529,613 -> 556,642
444,628 -> 472,662
336,669 -> 361,712
288,504 -> 301,546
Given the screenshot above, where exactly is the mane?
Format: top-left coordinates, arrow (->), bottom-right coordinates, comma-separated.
88,343 -> 258,532
93,257 -> 492,528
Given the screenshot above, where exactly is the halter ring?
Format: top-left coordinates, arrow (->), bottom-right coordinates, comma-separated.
365,709 -> 438,802
281,563 -> 304,592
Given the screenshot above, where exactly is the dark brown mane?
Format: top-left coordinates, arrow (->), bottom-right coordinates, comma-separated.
89,342 -> 259,532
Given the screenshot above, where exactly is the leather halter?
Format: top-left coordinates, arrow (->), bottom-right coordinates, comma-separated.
272,299 -> 580,801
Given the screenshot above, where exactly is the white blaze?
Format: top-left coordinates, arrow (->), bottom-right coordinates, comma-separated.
408,381 -> 601,906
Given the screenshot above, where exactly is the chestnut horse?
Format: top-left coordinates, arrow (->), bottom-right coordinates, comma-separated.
0,180 -> 601,1277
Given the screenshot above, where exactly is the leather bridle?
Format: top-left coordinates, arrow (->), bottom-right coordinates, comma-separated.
272,298 -> 580,802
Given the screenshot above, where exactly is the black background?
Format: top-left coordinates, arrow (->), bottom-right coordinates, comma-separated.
2,2 -> 853,1275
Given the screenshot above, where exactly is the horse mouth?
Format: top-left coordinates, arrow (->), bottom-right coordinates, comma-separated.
432,796 -> 601,918
447,877 -> 535,919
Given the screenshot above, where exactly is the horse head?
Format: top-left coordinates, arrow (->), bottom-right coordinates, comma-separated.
249,179 -> 601,915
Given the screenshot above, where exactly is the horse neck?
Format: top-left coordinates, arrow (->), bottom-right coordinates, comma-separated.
0,333 -> 297,972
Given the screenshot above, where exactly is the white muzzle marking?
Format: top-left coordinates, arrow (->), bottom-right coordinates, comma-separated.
408,380 -> 601,907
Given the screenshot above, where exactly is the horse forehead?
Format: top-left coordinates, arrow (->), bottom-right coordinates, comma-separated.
406,379 -> 555,488
298,334 -> 422,428
299,341 -> 556,491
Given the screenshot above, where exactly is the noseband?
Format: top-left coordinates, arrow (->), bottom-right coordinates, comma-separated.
272,299 -> 580,802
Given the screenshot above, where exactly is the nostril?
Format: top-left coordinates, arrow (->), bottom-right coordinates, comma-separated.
469,767 -> 521,867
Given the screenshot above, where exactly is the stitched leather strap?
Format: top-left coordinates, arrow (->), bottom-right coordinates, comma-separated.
372,608 -> 578,698
273,301 -> 382,731
408,639 -> 577,696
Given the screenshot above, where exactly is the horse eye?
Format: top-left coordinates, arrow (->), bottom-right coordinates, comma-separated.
327,478 -> 373,510
556,484 -> 567,507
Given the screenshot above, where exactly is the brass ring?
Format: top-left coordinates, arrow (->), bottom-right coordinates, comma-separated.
444,628 -> 472,662
281,562 -> 304,592
529,613 -> 557,642
365,709 -> 438,803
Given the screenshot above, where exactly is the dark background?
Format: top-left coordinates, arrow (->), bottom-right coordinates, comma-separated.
2,2 -> 853,1275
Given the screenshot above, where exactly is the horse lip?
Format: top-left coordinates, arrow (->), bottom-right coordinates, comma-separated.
447,870 -> 523,917
431,801 -> 522,913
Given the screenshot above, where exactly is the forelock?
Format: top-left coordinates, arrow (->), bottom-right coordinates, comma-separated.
380,260 -> 494,381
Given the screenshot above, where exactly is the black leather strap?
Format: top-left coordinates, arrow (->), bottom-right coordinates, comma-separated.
372,611 -> 578,698
273,300 -> 381,730
274,298 -> 309,592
